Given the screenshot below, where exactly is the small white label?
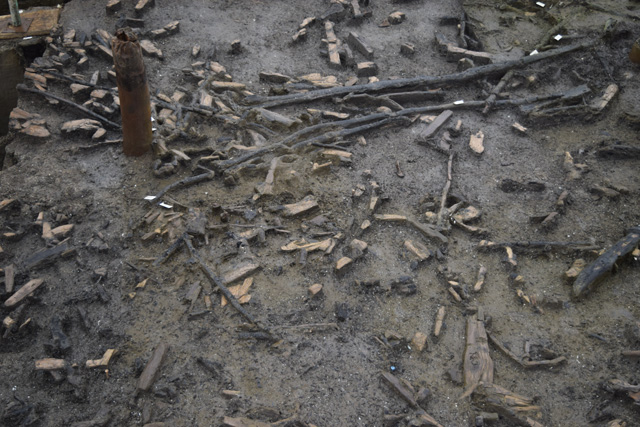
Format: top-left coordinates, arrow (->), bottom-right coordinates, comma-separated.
144,196 -> 156,201
536,2 -> 545,7
159,202 -> 173,209
453,100 -> 464,105
530,49 -> 539,56
553,34 -> 563,41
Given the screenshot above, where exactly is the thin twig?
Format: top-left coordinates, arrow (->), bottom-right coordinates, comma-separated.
149,171 -> 214,202
437,152 -> 455,227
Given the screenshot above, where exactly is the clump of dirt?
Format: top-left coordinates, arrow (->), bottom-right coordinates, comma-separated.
1,1 -> 640,426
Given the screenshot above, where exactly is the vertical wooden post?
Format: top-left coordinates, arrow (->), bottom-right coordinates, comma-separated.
111,28 -> 152,156
7,0 -> 21,27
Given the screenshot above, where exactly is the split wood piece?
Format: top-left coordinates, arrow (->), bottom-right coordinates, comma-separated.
16,84 -> 121,129
473,382 -> 543,426
135,0 -> 155,15
259,72 -> 291,84
35,358 -> 67,370
139,39 -> 163,59
421,109 -> 453,140
112,28 -> 153,155
477,240 -> 597,252
487,332 -> 567,368
347,31 -> 374,59
622,350 -> 640,357
474,265 -> 487,292
324,21 -> 341,68
462,311 -> 494,398
4,264 -> 15,293
222,262 -> 260,286
280,196 -> 319,217
61,119 -> 101,134
0,198 -> 16,211
381,372 -> 443,427
469,131 -> 484,155
137,342 -> 168,393
590,83 -> 618,114
564,259 -> 586,280
86,349 -> 117,368
434,306 -> 446,338
149,171 -> 214,202
573,226 -> 640,298
106,0 -> 121,13
336,257 -> 353,271
281,238 -> 332,253
184,236 -> 270,334
483,70 -> 514,115
403,240 -> 432,261
445,44 -> 493,64
512,122 -> 527,134
374,213 -> 448,243
246,41 -> 590,108
356,61 -> 378,77
437,152 -> 455,227
221,277 -> 253,307
4,278 -> 44,307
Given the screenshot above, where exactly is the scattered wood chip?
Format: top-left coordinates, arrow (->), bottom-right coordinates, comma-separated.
221,277 -> 253,307
411,332 -> 428,352
4,279 -> 45,307
86,349 -> 118,368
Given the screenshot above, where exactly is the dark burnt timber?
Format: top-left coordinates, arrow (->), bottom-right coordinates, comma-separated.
573,226 -> 640,298
245,41 -> 590,109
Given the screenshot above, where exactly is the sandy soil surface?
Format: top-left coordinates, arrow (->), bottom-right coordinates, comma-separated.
1,0 -> 640,426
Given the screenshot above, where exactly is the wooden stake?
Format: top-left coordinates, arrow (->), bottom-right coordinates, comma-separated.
111,27 -> 152,156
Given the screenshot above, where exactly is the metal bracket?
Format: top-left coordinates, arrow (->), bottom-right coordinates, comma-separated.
0,17 -> 33,34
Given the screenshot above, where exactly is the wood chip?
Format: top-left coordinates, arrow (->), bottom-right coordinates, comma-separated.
281,196 -> 318,217
4,279 -> 45,307
221,277 -> 253,307
469,130 -> 485,154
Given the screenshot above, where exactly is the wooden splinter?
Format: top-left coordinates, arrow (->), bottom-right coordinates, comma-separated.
111,27 -> 153,156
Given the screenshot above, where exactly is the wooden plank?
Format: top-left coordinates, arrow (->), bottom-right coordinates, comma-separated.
0,8 -> 60,40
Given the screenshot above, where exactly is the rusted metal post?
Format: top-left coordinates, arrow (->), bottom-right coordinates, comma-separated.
8,0 -> 22,27
111,28 -> 152,156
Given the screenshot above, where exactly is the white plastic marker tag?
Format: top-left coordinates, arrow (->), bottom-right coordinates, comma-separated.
144,196 -> 156,201
530,49 -> 539,56
553,34 -> 563,41
536,2 -> 545,7
453,100 -> 464,105
159,202 -> 173,209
